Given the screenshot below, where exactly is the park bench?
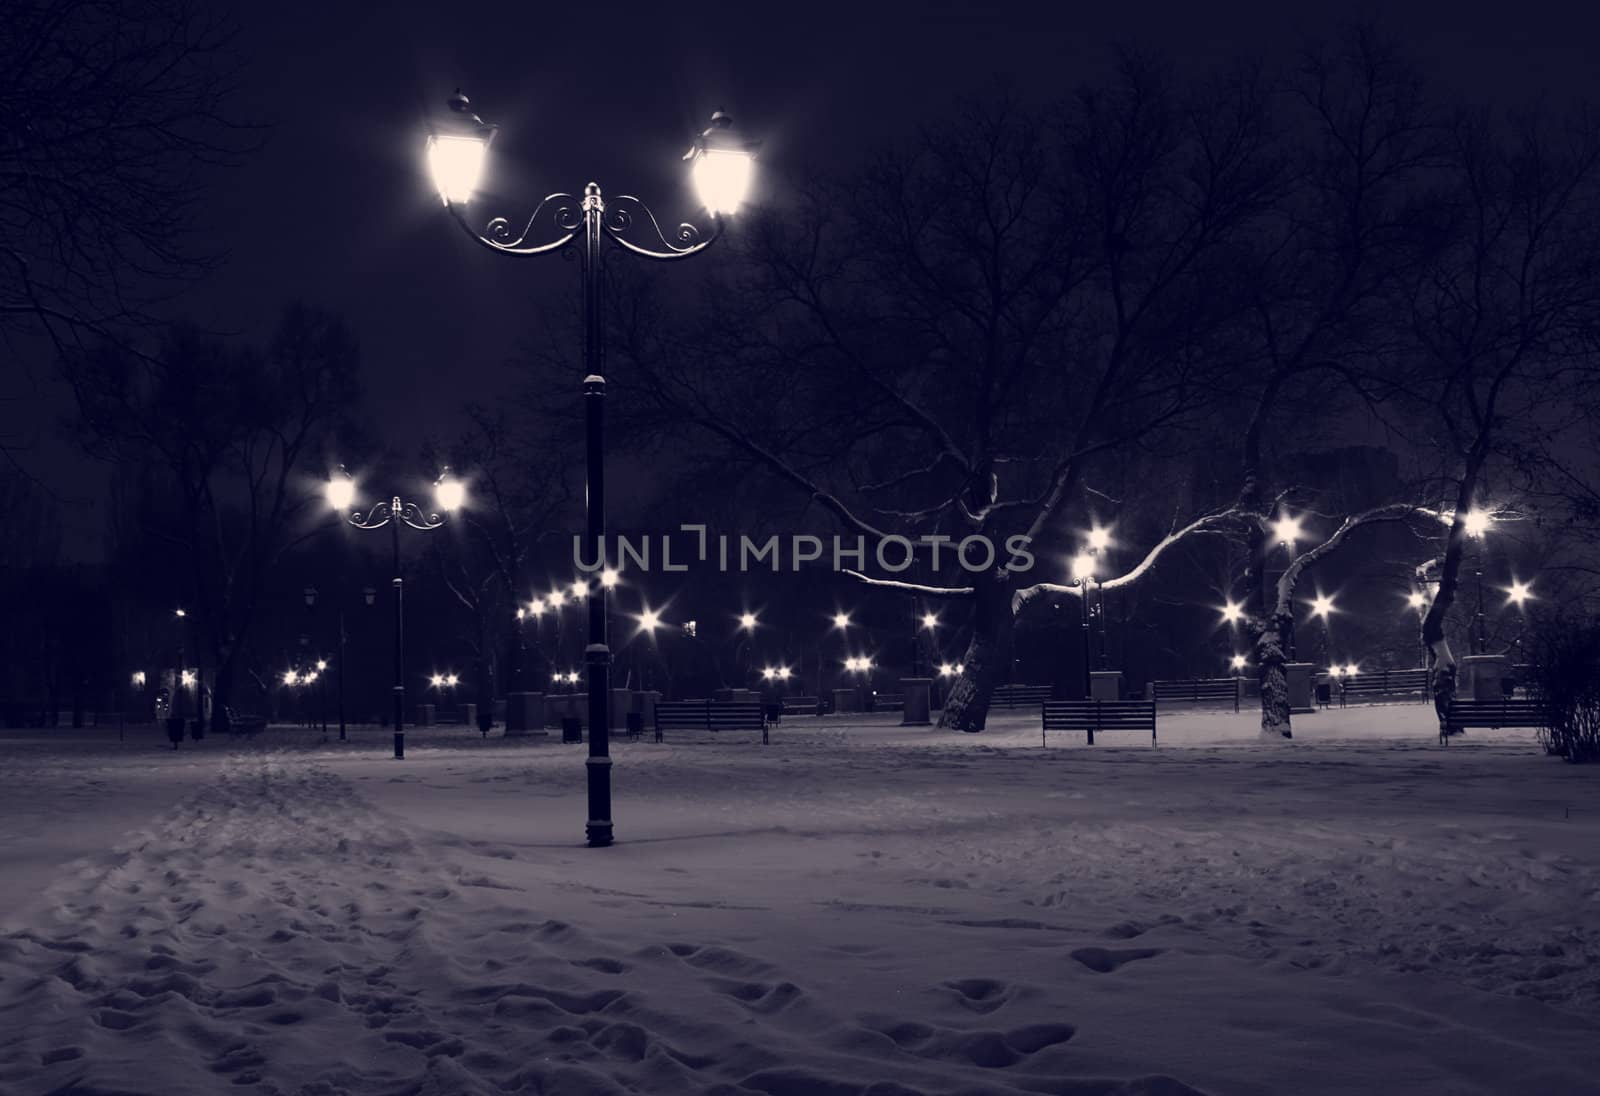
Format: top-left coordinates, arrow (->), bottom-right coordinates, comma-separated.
1438,697 -> 1553,746
782,695 -> 822,716
992,684 -> 1054,709
1148,677 -> 1243,711
1042,700 -> 1158,746
230,714 -> 268,737
1328,668 -> 1430,706
653,700 -> 769,744
870,692 -> 905,711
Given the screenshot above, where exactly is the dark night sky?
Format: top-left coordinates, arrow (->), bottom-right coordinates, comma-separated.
9,0 -> 1600,558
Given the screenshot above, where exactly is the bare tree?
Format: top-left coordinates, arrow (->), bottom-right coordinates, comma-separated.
1398,102 -> 1600,716
1,0 -> 255,461
60,304 -> 361,728
608,57 -> 1280,730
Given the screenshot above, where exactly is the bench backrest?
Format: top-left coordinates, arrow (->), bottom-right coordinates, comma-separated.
654,700 -> 766,730
1445,698 -> 1550,721
1042,700 -> 1157,746
992,685 -> 1054,708
1339,668 -> 1429,694
1149,678 -> 1240,703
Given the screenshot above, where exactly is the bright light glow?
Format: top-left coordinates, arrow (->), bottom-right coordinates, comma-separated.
180,670 -> 195,687
921,612 -> 939,630
283,670 -> 298,686
315,659 -> 327,671
691,148 -> 754,215
600,568 -> 620,589
739,612 -> 758,631
684,620 -> 698,638
1220,600 -> 1245,624
1272,514 -> 1302,546
552,673 -> 564,685
305,670 -> 319,683
427,134 -> 488,205
528,598 -> 545,615
638,609 -> 662,633
1310,594 -> 1335,617
777,666 -> 792,680
1507,579 -> 1534,606
325,476 -> 355,511
1087,525 -> 1112,552
1329,665 -> 1345,677
516,607 -> 526,621
434,475 -> 466,513
131,671 -> 146,686
445,673 -> 459,687
570,579 -> 587,598
1462,509 -> 1492,538
1407,591 -> 1427,609
832,612 -> 851,630
567,671 -> 581,685
1344,662 -> 1359,676
1229,654 -> 1247,671
761,667 -> 775,681
547,589 -> 566,608
174,608 -> 186,618
1071,552 -> 1096,582
937,662 -> 963,678
430,673 -> 444,688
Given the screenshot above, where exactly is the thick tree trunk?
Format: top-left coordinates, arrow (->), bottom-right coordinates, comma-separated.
1255,609 -> 1293,738
937,571 -> 1014,733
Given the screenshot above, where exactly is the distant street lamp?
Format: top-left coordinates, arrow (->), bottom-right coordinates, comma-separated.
1308,592 -> 1336,666
1084,526 -> 1113,667
1462,508 -> 1495,654
1407,589 -> 1430,669
1071,552 -> 1096,697
431,91 -> 754,849
327,466 -> 464,759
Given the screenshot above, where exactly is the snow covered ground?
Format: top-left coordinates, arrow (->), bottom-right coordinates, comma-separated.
1,704 -> 1597,1095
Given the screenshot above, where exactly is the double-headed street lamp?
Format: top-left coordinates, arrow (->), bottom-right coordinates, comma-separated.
326,467 -> 465,759
428,92 -> 755,847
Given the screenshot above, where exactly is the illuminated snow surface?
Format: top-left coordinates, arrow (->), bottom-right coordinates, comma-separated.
1,705 -> 1597,1095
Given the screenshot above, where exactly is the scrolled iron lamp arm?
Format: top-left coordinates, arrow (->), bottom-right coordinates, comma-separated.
447,187 -> 725,261
347,497 -> 445,532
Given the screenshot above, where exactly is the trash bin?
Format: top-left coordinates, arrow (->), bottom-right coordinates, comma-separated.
1315,682 -> 1332,706
625,712 -> 643,740
764,702 -> 783,724
561,716 -> 582,743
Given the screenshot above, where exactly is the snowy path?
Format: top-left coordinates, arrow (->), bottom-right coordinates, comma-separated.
1,717 -> 1598,1095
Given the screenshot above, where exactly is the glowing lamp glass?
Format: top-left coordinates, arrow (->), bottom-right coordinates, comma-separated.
434,476 -> 466,513
1071,553 -> 1096,582
691,148 -> 753,215
325,477 -> 355,511
427,135 -> 487,206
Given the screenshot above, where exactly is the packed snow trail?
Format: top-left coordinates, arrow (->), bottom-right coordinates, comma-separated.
0,746 -> 1142,1095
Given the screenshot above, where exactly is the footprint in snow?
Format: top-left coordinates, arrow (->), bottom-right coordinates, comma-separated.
1069,945 -> 1165,973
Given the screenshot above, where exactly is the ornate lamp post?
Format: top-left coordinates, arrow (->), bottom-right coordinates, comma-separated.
326,467 -> 464,759
429,92 -> 755,848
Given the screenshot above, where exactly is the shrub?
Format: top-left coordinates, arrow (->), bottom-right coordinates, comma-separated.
1526,615 -> 1600,763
